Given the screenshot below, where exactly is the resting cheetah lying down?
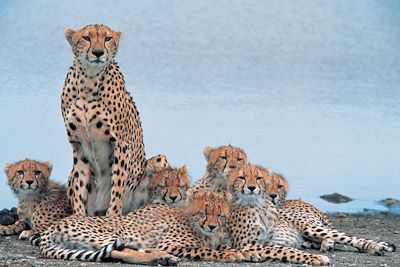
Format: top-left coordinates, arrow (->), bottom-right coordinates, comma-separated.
1,159 -> 71,239
227,163 -> 330,265
32,190 -> 244,264
268,174 -> 396,255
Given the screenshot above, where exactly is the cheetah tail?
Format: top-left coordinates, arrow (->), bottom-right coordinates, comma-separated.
39,240 -> 124,262
30,233 -> 42,246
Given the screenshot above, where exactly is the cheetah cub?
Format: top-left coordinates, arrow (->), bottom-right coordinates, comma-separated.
269,174 -> 396,255
190,144 -> 248,194
1,159 -> 71,239
33,191 -> 245,265
123,154 -> 190,213
227,164 -> 330,265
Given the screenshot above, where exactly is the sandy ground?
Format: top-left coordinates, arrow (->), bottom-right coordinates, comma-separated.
0,214 -> 398,267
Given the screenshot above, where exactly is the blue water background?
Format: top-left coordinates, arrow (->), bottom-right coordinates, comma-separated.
0,1 -> 399,213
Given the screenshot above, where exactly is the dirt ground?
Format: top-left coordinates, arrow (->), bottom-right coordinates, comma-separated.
0,214 -> 398,267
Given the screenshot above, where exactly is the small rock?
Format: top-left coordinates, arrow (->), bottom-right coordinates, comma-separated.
320,193 -> 353,203
379,198 -> 400,208
0,214 -> 16,225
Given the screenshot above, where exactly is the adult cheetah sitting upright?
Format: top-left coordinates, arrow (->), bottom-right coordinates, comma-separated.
61,24 -> 145,216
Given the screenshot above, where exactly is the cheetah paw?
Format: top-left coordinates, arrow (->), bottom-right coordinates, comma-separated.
156,255 -> 180,266
241,250 -> 261,262
308,254 -> 330,266
368,242 -> 397,256
320,238 -> 335,252
19,230 -> 34,240
0,226 -> 13,236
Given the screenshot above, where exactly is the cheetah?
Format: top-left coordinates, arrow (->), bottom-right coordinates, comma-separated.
61,24 -> 145,216
33,191 -> 245,265
122,154 -> 170,213
227,164 -> 330,265
268,174 -> 396,255
189,145 -> 248,194
1,159 -> 71,239
123,154 -> 190,213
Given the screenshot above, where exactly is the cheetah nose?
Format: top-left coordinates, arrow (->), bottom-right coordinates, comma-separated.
208,225 -> 216,231
170,196 -> 177,202
26,180 -> 34,186
247,185 -> 256,192
92,50 -> 104,58
269,194 -> 277,200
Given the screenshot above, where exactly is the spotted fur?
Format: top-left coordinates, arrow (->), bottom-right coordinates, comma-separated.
189,145 -> 248,194
61,24 -> 145,216
34,192 -> 245,264
270,174 -> 396,255
1,159 -> 71,239
226,164 -> 330,265
122,154 -> 170,213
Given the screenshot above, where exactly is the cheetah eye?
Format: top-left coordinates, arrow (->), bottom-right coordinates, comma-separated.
17,170 -> 24,175
238,176 -> 245,180
256,176 -> 262,180
277,184 -> 283,189
220,156 -> 227,160
237,158 -> 243,161
83,36 -> 90,42
105,36 -> 112,42
35,170 -> 42,176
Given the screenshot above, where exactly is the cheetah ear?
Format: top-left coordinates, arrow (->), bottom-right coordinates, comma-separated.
65,28 -> 76,46
4,163 -> 12,177
203,146 -> 213,160
186,188 -> 195,201
226,192 -> 233,202
181,165 -> 189,174
43,161 -> 53,175
113,31 -> 122,46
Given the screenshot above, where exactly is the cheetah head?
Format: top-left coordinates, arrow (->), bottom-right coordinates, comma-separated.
203,145 -> 248,175
144,154 -> 170,174
64,24 -> 121,67
5,159 -> 52,195
186,191 -> 230,237
227,164 -> 273,206
268,172 -> 288,206
149,166 -> 190,206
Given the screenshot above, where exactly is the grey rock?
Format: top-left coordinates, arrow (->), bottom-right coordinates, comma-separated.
379,198 -> 400,208
320,193 -> 353,203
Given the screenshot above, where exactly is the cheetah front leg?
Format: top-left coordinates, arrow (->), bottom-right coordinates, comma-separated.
0,220 -> 26,236
107,142 -> 130,216
111,248 -> 179,266
165,245 -> 245,263
242,244 -> 330,266
68,143 -> 92,215
303,226 -> 396,255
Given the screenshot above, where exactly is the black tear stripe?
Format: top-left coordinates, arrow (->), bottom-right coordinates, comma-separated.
86,40 -> 92,55
202,214 -> 208,229
162,188 -> 168,202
